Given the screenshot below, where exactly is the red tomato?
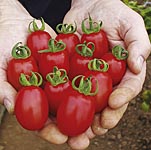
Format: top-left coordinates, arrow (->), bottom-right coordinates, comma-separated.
55,23 -> 80,58
57,89 -> 95,136
7,43 -> 38,90
15,86 -> 49,130
69,41 -> 94,80
27,18 -> 51,61
44,67 -> 72,115
81,15 -> 109,58
101,46 -> 128,86
38,39 -> 69,79
84,59 -> 113,112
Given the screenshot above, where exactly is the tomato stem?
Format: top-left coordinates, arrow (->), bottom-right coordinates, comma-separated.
88,58 -> 109,72
38,39 -> 66,53
46,66 -> 68,86
56,22 -> 77,34
82,13 -> 102,34
12,42 -> 31,59
76,41 -> 95,57
28,17 -> 45,33
112,45 -> 129,60
19,72 -> 43,87
72,75 -> 98,96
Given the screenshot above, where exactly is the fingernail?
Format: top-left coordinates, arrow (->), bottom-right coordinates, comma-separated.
137,56 -> 144,72
4,98 -> 13,114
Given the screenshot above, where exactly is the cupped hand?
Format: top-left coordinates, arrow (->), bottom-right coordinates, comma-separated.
0,0 -> 67,147
0,0 -> 56,113
60,0 -> 151,149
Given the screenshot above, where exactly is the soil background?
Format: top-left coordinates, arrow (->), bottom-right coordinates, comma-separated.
0,1 -> 151,149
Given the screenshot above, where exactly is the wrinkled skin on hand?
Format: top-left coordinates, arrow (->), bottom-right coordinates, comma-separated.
0,0 -> 56,113
57,0 -> 150,149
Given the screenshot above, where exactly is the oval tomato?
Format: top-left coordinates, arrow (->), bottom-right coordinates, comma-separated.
81,15 -> 109,58
84,59 -> 113,112
57,89 -> 95,136
15,86 -> 49,130
7,43 -> 38,91
44,67 -> 72,115
27,18 -> 51,61
69,41 -> 94,80
55,23 -> 80,58
38,39 -> 69,79
101,45 -> 128,86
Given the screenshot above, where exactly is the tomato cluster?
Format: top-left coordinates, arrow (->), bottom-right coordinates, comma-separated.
7,16 -> 128,136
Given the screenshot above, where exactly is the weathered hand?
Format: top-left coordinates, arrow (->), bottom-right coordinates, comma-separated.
0,0 -> 56,113
62,0 -> 151,149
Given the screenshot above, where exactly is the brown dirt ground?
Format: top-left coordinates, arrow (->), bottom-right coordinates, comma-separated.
0,57 -> 151,150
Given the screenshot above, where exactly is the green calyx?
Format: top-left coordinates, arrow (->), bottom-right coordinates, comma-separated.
46,66 -> 68,86
88,58 -> 109,72
38,39 -> 66,53
76,41 -> 95,57
82,13 -> 102,34
12,42 -> 31,59
56,22 -> 77,34
28,17 -> 45,33
19,72 -> 43,87
72,75 -> 98,96
112,45 -> 129,60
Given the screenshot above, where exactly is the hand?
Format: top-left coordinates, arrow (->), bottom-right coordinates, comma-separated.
0,0 -> 56,113
60,0 -> 151,149
0,0 -> 66,146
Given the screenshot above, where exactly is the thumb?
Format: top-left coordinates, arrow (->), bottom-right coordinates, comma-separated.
124,17 -> 151,74
0,69 -> 17,114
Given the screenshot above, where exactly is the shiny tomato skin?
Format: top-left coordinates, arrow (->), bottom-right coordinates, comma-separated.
44,80 -> 72,115
7,56 -> 38,90
84,71 -> 112,113
101,53 -> 127,86
38,50 -> 69,79
57,90 -> 95,136
69,52 -> 91,80
27,30 -> 51,61
56,33 -> 80,58
81,30 -> 109,58
15,86 -> 49,131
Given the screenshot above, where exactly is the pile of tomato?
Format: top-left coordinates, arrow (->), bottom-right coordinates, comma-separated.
7,15 -> 128,136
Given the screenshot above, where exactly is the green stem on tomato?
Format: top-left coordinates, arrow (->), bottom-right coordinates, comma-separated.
11,42 -> 31,59
88,58 -> 109,72
46,66 -> 68,86
76,41 -> 95,57
28,17 -> 45,33
112,45 -> 129,60
82,13 -> 102,34
38,39 -> 66,53
19,72 -> 43,87
56,22 -> 77,34
72,75 -> 98,96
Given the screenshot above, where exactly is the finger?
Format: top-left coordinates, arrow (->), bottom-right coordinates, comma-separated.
35,19 -> 57,38
68,133 -> 90,150
1,82 -> 17,114
101,103 -> 129,129
122,14 -> 151,74
92,113 -> 108,135
108,62 -> 146,109
85,127 -> 95,139
45,24 -> 57,38
38,123 -> 68,145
